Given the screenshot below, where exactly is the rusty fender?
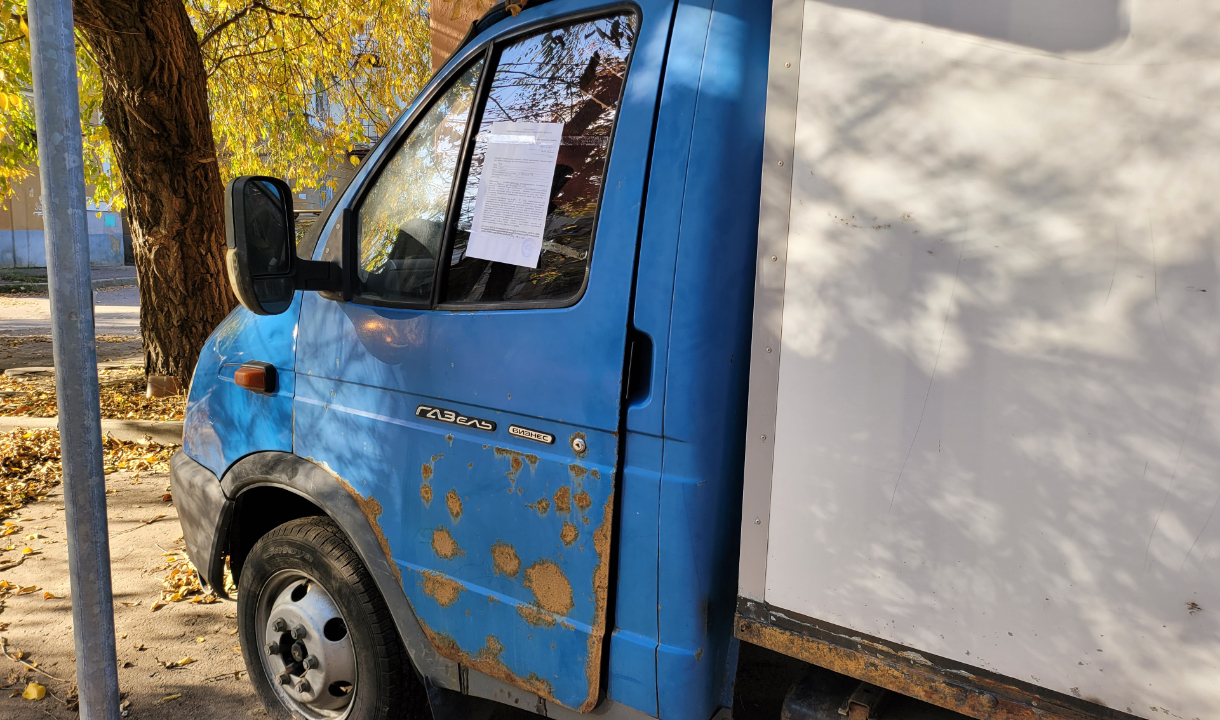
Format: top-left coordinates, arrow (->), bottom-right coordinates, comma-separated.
220,450 -> 461,691
735,599 -> 1133,720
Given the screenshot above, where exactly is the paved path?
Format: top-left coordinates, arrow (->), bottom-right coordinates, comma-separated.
0,286 -> 142,371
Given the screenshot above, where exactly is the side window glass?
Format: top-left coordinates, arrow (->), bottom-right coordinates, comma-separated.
355,61 -> 483,303
444,15 -> 637,305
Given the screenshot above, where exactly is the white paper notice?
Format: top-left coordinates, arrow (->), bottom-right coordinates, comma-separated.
466,121 -> 563,268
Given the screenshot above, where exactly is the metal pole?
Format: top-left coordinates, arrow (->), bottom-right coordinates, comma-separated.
27,1 -> 121,718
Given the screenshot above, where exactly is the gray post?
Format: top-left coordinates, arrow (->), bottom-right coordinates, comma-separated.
27,1 -> 121,718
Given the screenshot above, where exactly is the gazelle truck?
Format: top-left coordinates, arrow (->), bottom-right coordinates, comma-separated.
171,1 -> 1220,719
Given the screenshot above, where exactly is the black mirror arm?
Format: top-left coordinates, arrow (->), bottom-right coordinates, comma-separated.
294,258 -> 343,293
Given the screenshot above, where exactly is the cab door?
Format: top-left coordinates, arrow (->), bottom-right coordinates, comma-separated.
293,2 -> 671,711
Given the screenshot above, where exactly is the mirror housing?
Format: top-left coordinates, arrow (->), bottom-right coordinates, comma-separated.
224,175 -> 343,315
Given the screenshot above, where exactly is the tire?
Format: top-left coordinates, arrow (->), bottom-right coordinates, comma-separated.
238,516 -> 420,720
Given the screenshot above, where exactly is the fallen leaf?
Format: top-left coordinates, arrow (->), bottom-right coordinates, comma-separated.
163,657 -> 195,669
160,694 -> 181,702
162,494 -> 172,502
133,644 -> 146,651
228,628 -> 239,635
41,592 -> 55,599
21,682 -> 45,700
194,637 -> 204,643
15,585 -> 37,594
150,600 -> 164,612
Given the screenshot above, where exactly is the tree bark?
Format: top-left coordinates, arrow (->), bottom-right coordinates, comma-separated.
74,0 -> 235,387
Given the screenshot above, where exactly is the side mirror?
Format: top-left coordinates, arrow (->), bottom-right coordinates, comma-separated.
224,176 -> 342,315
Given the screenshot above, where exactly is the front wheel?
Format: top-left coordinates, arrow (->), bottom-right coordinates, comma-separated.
238,516 -> 415,720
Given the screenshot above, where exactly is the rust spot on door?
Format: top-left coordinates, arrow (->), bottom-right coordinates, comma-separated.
574,490 -> 592,511
527,497 -> 551,516
568,464 -> 587,481
418,623 -> 557,703
421,463 -> 433,481
494,447 -> 540,483
553,486 -> 572,513
578,492 -> 615,712
420,484 -> 433,505
491,541 -> 521,578
516,603 -> 557,627
431,527 -> 465,559
590,468 -> 600,480
560,522 -> 578,546
523,559 -> 573,616
446,488 -> 462,520
445,433 -> 454,446
419,570 -> 464,607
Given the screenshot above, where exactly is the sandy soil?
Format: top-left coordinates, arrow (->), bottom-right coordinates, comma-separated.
0,471 -> 260,720
0,288 -> 143,372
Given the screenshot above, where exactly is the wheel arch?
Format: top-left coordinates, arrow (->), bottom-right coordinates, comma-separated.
219,450 -> 461,691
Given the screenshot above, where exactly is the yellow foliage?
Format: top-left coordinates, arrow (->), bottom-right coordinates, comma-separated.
0,0 -> 432,206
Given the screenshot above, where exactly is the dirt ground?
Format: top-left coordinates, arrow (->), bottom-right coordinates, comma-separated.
0,471 -> 260,720
0,288 -> 142,372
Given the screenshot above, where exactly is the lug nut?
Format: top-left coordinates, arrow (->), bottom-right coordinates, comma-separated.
272,618 -> 287,633
276,673 -> 291,686
291,625 -> 307,640
303,655 -> 319,670
296,679 -> 312,694
264,642 -> 280,656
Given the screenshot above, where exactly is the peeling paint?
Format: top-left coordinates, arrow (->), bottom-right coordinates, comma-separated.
574,490 -> 592,511
516,603 -> 558,627
527,497 -> 551,516
553,486 -> 572,513
420,484 -> 433,505
419,623 -> 557,703
422,463 -> 434,481
523,559 -> 574,616
431,527 -> 465,559
581,494 -> 614,712
446,488 -> 463,520
568,464 -> 587,481
736,616 -> 1054,720
560,521 -> 578,546
327,464 -> 402,587
491,541 -> 521,578
419,570 -> 464,607
494,447 -> 540,483
590,468 -> 600,480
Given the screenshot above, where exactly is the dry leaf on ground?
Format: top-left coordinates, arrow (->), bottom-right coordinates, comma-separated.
0,364 -> 182,421
0,428 -> 177,520
21,681 -> 44,700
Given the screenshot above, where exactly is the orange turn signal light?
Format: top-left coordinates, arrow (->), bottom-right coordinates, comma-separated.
235,361 -> 276,395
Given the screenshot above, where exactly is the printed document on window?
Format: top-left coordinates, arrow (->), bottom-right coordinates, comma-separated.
466,121 -> 563,268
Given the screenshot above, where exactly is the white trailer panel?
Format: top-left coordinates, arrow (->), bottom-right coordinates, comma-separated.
743,2 -> 1220,718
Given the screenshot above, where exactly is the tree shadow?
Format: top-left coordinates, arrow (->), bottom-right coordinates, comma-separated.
815,0 -> 1128,52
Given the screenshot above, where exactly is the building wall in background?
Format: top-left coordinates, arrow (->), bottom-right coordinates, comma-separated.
0,168 -> 127,268
430,0 -> 491,71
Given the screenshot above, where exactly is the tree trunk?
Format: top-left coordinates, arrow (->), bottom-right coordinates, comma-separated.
74,0 -> 235,388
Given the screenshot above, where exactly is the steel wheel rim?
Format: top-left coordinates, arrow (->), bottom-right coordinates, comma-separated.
255,569 -> 358,720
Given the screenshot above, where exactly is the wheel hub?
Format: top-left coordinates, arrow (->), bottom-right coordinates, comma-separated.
259,574 -> 356,717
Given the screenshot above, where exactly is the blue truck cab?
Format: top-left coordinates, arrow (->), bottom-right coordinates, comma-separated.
171,1 -> 771,718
